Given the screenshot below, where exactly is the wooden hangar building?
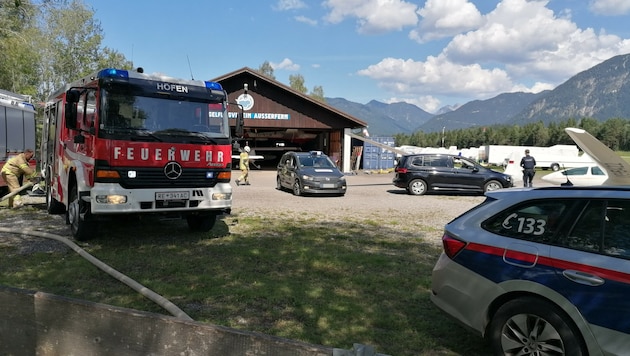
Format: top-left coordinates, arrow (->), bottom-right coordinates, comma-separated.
212,68 -> 367,172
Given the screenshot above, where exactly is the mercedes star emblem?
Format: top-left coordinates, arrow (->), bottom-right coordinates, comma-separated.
164,161 -> 183,180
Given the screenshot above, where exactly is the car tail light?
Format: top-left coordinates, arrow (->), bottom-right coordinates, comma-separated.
395,167 -> 408,173
442,234 -> 466,259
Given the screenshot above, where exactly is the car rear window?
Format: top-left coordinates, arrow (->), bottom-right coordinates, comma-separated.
482,198 -> 630,259
569,199 -> 630,258
483,199 -> 574,244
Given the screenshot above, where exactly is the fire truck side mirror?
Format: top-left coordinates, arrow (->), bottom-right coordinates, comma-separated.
235,111 -> 244,138
64,89 -> 81,129
229,101 -> 244,138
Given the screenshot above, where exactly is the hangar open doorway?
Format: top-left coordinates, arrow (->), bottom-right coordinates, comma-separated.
212,68 -> 366,172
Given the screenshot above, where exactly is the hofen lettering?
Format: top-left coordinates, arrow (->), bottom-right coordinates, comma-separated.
156,82 -> 188,93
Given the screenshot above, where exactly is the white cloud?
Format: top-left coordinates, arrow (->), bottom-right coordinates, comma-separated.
295,15 -> 317,26
444,0 -> 630,81
322,0 -> 418,34
387,96 -> 443,113
511,81 -> 555,94
358,0 -> 630,105
274,0 -> 306,11
358,55 -> 515,98
410,0 -> 483,43
445,0 -> 575,63
271,58 -> 301,71
589,0 -> 630,15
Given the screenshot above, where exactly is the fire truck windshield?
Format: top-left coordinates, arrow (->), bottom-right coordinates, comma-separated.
101,92 -> 229,142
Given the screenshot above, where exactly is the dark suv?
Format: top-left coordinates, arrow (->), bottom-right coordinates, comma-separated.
393,153 -> 512,195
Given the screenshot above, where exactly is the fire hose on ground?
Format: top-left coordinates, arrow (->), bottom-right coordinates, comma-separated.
0,182 -> 193,321
0,181 -> 34,202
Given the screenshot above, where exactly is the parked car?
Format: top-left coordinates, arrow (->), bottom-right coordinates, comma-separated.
431,186 -> 630,355
276,151 -> 346,196
541,164 -> 608,186
393,153 -> 512,195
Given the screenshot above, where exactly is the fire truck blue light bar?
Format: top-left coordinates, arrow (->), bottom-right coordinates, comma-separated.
99,68 -> 129,78
204,81 -> 223,90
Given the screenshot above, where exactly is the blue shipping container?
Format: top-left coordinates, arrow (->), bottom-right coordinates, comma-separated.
362,137 -> 395,170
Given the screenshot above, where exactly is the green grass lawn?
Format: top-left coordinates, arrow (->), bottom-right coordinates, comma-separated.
0,212 -> 490,356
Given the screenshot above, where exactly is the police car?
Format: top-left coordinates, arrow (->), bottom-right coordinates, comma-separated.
430,186 -> 630,355
431,128 -> 630,356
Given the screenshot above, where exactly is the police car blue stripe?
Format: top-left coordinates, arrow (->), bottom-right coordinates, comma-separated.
456,242 -> 630,334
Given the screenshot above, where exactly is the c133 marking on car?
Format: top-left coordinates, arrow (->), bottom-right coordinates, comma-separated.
501,212 -> 547,235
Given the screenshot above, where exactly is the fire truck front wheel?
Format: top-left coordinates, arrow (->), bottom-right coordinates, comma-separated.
46,178 -> 65,214
68,183 -> 97,241
186,214 -> 217,232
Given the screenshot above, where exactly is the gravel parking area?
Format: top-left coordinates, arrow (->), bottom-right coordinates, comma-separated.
232,170 -> 485,239
1,170 -> 552,249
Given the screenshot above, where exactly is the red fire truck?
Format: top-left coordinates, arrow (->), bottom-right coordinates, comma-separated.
41,68 -> 243,240
0,89 -> 37,196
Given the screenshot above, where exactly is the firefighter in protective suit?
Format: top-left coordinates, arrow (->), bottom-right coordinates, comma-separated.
235,146 -> 250,186
1,148 -> 37,208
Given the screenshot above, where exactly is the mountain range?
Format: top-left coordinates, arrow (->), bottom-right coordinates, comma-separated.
326,53 -> 630,136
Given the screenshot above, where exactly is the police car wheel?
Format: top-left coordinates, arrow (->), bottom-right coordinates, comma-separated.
488,297 -> 585,356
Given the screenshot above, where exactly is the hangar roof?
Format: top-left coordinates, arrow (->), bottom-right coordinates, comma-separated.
212,67 -> 367,130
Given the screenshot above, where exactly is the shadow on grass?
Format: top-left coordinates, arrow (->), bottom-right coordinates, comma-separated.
0,211 -> 491,356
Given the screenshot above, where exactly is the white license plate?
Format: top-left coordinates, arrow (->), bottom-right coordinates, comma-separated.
322,184 -> 335,188
156,191 -> 190,200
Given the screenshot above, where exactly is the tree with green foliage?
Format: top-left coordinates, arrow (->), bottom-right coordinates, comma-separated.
310,85 -> 325,102
37,0 -> 131,100
0,0 -> 39,95
0,0 -> 131,102
257,61 -> 326,101
257,61 -> 275,80
289,73 -> 307,94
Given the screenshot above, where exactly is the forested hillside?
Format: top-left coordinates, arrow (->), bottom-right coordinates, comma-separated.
394,117 -> 630,151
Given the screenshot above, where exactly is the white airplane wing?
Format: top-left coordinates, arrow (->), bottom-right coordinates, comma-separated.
232,155 -> 264,160
565,127 -> 630,185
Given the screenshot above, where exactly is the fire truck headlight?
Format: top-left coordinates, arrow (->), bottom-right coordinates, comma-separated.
212,192 -> 231,201
96,195 -> 127,204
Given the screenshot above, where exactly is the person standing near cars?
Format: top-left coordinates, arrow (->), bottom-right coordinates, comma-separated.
235,146 -> 250,186
520,149 -> 536,187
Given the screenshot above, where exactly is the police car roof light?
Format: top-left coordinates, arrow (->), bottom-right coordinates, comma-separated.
310,150 -> 323,156
204,81 -> 223,90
